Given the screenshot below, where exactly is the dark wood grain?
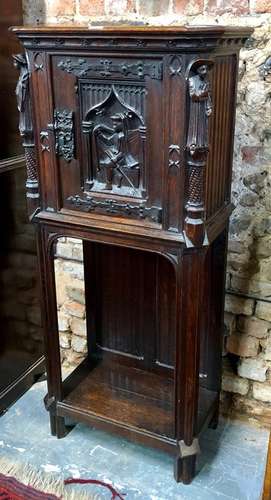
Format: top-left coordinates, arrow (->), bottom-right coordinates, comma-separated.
12,24 -> 252,484
0,0 -> 23,159
58,356 -> 217,449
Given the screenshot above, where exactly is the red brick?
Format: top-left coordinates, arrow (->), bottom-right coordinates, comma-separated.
173,0 -> 204,15
137,0 -> 170,16
79,0 -> 105,16
206,0 -> 249,15
47,0 -> 75,17
127,0 -> 137,12
250,0 -> 271,12
241,146 -> 262,164
105,0 -> 136,14
227,333 -> 259,357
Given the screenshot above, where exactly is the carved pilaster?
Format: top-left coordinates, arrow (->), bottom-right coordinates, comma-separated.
184,59 -> 213,247
13,53 -> 39,219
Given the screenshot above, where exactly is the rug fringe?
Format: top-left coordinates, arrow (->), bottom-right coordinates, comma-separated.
0,457 -> 97,499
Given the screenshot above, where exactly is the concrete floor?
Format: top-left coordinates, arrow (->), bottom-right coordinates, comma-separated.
0,379 -> 269,500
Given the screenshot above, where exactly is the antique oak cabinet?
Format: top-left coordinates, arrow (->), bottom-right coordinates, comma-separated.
12,25 -> 252,484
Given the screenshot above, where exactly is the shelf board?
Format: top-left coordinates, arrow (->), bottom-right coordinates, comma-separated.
57,358 -> 218,453
60,358 -> 174,437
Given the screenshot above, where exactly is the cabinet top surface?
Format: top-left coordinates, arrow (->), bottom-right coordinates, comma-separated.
11,24 -> 253,37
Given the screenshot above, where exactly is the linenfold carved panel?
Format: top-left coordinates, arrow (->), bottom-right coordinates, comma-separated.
81,84 -> 146,197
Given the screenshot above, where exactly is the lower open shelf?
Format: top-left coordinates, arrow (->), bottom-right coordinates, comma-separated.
57,357 -> 218,453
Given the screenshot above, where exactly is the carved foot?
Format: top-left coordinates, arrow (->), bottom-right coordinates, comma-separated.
50,414 -> 71,439
174,438 -> 200,484
174,455 -> 197,484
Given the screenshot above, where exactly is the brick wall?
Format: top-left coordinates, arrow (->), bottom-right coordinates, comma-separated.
23,0 -> 271,23
0,168 -> 43,356
23,0 -> 271,422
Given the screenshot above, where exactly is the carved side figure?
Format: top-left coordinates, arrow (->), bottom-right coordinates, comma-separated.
187,64 -> 212,156
13,53 -> 39,218
184,60 -> 213,247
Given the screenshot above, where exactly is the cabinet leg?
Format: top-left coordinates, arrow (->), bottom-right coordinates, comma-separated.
174,454 -> 197,484
49,412 -> 57,436
174,438 -> 200,484
50,413 -> 69,439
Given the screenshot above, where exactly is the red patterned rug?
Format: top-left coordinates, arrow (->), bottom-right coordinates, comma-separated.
0,471 -> 125,500
0,472 -> 59,499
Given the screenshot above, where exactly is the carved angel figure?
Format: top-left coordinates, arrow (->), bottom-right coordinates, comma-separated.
92,112 -> 139,190
187,63 -> 212,156
13,53 -> 32,139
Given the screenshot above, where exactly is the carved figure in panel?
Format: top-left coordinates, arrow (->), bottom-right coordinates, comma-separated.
184,60 -> 213,248
82,86 -> 146,196
13,53 -> 39,218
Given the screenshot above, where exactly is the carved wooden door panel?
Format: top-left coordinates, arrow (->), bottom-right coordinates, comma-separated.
50,54 -> 164,224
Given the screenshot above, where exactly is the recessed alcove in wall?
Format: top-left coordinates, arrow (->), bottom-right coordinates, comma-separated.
53,237 -> 176,439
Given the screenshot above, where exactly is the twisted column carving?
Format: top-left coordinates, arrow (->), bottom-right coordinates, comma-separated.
13,53 -> 39,218
184,59 -> 213,247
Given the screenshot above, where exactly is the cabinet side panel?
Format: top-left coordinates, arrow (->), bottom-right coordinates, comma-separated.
199,229 -> 228,392
0,0 -> 23,158
205,55 -> 238,219
156,256 -> 176,368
